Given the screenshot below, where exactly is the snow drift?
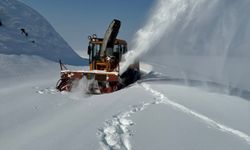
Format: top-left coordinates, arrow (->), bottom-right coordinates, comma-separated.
0,0 -> 85,65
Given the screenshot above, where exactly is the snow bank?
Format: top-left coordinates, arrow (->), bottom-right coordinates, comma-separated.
0,54 -> 59,88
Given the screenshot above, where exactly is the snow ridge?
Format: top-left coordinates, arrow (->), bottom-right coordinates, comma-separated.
141,83 -> 250,144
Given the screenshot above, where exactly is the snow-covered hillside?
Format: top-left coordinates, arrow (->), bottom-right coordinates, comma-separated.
0,0 -> 84,65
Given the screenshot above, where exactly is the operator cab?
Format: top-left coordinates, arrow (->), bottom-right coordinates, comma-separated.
87,34 -> 127,71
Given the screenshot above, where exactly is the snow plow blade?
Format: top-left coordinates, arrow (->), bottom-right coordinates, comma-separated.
56,70 -> 120,94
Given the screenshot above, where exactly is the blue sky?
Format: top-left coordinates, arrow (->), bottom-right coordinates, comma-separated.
19,0 -> 155,51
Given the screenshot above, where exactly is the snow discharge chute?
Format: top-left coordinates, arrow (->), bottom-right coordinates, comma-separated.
100,19 -> 121,57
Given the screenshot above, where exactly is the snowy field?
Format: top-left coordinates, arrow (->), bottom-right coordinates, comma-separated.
0,57 -> 249,150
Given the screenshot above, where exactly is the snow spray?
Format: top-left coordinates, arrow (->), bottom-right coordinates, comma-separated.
69,78 -> 90,99
120,0 -> 202,74
120,0 -> 250,97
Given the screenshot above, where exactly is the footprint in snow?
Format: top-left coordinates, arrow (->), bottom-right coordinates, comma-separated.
35,87 -> 57,95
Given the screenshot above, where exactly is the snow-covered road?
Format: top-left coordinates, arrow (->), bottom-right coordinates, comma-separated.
0,54 -> 249,150
0,72 -> 154,150
96,82 -> 250,150
1,69 -> 249,150
134,83 -> 250,150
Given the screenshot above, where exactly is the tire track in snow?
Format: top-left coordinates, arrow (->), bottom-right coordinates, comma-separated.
141,83 -> 250,144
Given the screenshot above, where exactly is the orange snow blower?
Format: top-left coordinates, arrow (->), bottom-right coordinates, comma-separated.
56,19 -> 140,94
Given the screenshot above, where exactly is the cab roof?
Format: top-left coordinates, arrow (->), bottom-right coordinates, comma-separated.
90,38 -> 127,45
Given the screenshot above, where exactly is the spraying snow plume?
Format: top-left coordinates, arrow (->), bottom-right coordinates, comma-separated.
121,0 -> 250,95
68,78 -> 90,99
143,0 -> 250,93
120,0 -> 203,74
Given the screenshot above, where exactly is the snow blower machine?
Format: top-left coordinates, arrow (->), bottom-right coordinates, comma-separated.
56,19 -> 140,94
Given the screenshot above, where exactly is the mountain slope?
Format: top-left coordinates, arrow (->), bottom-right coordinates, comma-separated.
0,0 -> 85,65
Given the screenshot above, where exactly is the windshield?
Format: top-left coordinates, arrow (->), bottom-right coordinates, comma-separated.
93,44 -> 101,57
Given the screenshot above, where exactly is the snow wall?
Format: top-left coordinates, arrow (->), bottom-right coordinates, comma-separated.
125,0 -> 250,97
0,0 -> 85,65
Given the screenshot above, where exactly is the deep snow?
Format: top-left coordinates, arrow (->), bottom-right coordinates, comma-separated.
0,68 -> 250,150
0,0 -> 250,150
